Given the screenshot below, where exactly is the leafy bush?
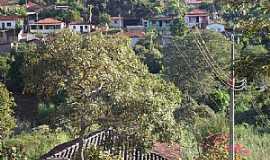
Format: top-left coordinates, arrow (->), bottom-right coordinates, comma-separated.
0,82 -> 16,139
236,125 -> 270,160
0,55 -> 10,81
209,89 -> 229,113
37,103 -> 56,125
2,128 -> 70,160
197,133 -> 250,160
76,146 -> 122,160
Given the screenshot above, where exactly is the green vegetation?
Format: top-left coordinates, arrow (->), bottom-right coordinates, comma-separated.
0,83 -> 16,139
0,0 -> 269,159
1,128 -> 70,160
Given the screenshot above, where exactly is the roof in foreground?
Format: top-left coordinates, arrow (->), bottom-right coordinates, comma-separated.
152,142 -> 181,160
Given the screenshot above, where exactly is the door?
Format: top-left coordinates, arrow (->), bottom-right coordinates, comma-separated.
2,23 -> 5,29
80,26 -> 83,33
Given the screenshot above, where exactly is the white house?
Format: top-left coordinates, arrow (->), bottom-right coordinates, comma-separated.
69,22 -> 91,33
185,9 -> 209,28
111,17 -> 124,28
206,23 -> 225,32
185,0 -> 203,5
0,16 -> 24,30
29,18 -> 65,34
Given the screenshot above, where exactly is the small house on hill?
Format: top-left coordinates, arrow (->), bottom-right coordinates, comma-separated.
185,9 -> 209,28
29,18 -> 65,34
69,22 -> 91,33
0,16 -> 24,30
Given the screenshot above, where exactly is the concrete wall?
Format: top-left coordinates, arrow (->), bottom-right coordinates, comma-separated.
0,20 -> 16,30
29,23 -> 65,34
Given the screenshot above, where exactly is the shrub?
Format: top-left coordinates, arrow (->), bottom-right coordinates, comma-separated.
2,128 -> 70,160
0,82 -> 16,139
197,133 -> 250,160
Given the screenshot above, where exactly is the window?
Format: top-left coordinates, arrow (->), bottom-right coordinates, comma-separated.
38,25 -> 43,30
144,21 -> 147,27
159,20 -> 162,27
84,26 -> 88,29
31,25 -> 37,29
114,20 -> 118,24
73,26 -> 76,29
6,22 -> 11,26
55,25 -> 61,29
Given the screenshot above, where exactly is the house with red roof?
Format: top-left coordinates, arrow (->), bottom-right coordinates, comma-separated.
29,18 -> 65,34
0,16 -> 24,30
185,9 -> 209,28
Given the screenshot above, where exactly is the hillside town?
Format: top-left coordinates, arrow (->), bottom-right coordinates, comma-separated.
0,0 -> 226,52
0,0 -> 269,160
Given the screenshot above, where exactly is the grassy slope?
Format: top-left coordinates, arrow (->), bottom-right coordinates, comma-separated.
236,125 -> 270,160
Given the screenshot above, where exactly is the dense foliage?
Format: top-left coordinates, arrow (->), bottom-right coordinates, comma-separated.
0,82 -> 16,139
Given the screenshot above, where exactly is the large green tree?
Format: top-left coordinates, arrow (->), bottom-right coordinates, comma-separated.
21,30 -> 182,146
163,31 -> 231,101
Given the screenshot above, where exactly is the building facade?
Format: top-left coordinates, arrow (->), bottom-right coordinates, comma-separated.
29,18 -> 65,34
0,16 -> 24,30
185,9 -> 209,28
69,22 -> 91,33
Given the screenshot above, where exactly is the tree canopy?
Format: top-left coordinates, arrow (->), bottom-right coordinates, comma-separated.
18,30 -> 182,146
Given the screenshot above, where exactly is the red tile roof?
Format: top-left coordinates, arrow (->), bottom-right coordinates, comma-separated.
0,16 -> 24,21
35,18 -> 63,24
26,1 -> 38,8
0,0 -> 10,6
186,9 -> 208,16
152,142 -> 181,160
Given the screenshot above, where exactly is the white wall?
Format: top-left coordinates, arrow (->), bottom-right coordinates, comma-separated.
0,20 -> 16,30
206,24 -> 225,32
69,24 -> 91,33
111,19 -> 123,28
30,23 -> 65,34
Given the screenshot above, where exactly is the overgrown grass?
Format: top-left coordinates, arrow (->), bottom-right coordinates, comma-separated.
236,125 -> 270,160
2,129 -> 70,160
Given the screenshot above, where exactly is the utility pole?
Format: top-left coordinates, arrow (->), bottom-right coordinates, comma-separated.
88,4 -> 93,33
229,33 -> 235,160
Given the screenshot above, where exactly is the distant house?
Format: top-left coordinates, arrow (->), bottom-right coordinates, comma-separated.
54,5 -> 70,11
69,22 -> 91,33
206,23 -> 225,32
0,16 -> 24,30
185,0 -> 203,5
111,17 -> 124,28
29,18 -> 65,34
143,16 -> 177,31
185,9 -> 209,28
111,16 -> 141,29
